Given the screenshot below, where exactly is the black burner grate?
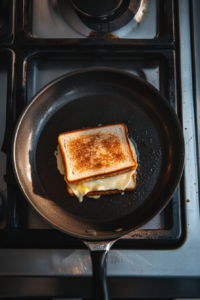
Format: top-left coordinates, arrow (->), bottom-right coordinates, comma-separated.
0,0 -> 15,46
70,0 -> 142,33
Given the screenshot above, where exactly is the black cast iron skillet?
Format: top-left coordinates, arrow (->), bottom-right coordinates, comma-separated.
13,68 -> 184,300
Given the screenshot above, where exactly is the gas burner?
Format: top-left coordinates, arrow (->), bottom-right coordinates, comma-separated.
70,0 -> 142,33
56,0 -> 147,38
71,0 -> 123,20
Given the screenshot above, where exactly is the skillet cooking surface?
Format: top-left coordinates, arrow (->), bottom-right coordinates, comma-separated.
13,68 -> 184,240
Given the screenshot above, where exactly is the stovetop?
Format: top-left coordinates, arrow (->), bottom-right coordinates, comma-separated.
0,0 -> 182,248
0,0 -> 200,298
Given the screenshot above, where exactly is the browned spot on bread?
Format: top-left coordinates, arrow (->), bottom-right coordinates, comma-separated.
68,133 -> 127,173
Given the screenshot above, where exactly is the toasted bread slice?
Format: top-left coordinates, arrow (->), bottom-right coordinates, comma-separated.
58,123 -> 137,184
67,172 -> 137,197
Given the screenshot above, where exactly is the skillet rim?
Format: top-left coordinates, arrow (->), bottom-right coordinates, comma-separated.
12,67 -> 185,241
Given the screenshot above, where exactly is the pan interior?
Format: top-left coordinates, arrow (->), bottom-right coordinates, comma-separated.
36,93 -> 161,221
14,69 -> 183,239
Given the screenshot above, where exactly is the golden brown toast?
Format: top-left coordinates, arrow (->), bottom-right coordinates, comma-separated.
58,123 -> 137,184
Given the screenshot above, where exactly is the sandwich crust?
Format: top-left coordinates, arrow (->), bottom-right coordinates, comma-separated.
58,123 -> 137,184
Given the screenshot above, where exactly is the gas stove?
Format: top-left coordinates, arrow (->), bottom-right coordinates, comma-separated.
0,0 -> 200,298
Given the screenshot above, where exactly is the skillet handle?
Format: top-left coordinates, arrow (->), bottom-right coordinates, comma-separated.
90,250 -> 109,300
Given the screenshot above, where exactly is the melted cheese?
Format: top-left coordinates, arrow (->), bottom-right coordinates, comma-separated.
55,145 -> 65,175
87,195 -> 101,199
55,139 -> 137,202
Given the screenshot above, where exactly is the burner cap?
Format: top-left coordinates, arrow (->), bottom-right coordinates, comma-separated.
71,0 -> 123,19
71,0 -> 142,33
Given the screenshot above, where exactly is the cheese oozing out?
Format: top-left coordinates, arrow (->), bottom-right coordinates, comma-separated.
54,138 -> 137,202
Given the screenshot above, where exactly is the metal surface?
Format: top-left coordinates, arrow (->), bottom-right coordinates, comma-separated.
84,240 -> 115,251
27,55 -> 161,102
71,0 -> 124,18
69,0 -> 142,33
191,0 -> 200,202
33,0 -> 154,38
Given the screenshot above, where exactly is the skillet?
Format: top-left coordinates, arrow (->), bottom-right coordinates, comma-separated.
13,68 -> 184,300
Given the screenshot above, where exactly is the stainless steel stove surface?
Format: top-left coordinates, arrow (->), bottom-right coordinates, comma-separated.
0,0 -> 200,298
18,0 -> 173,47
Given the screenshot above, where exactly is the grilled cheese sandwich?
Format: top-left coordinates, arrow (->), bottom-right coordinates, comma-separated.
55,124 -> 138,202
58,123 -> 137,183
